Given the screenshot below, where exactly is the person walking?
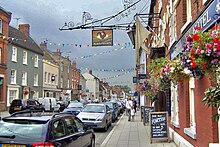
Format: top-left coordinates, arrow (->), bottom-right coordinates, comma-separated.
126,97 -> 133,121
133,99 -> 137,113
131,106 -> 135,121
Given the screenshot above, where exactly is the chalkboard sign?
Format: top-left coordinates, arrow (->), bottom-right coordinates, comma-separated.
150,112 -> 170,143
143,107 -> 154,125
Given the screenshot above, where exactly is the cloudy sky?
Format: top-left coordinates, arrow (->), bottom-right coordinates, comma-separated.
0,0 -> 150,89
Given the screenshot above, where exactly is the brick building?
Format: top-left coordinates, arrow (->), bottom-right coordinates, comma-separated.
0,7 -> 11,111
146,0 -> 220,146
71,61 -> 80,100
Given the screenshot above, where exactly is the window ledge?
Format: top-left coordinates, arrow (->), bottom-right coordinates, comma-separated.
23,63 -> 28,65
184,127 -> 196,139
171,120 -> 180,128
181,21 -> 192,33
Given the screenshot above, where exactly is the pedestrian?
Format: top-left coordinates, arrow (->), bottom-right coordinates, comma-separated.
131,106 -> 135,121
133,99 -> 137,113
126,97 -> 133,121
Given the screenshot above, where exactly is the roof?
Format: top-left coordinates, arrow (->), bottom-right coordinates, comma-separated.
9,26 -> 44,55
3,116 -> 52,122
0,6 -> 11,17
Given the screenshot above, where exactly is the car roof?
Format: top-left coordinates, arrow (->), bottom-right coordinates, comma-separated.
3,116 -> 52,122
86,103 -> 106,106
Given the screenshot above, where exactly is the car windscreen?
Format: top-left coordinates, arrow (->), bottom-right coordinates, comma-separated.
82,105 -> 105,113
68,102 -> 83,108
11,100 -> 22,106
0,119 -> 47,140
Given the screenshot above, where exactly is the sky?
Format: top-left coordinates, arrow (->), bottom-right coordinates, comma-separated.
0,0 -> 150,89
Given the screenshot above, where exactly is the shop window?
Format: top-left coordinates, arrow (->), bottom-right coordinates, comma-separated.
12,47 -> 17,62
184,78 -> 196,139
171,83 -> 179,128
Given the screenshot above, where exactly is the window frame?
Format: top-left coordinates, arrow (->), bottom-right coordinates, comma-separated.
34,54 -> 38,67
0,19 -> 2,34
10,69 -> 17,84
23,50 -> 28,65
12,46 -> 17,62
0,48 -> 2,64
21,71 -> 27,86
34,74 -> 38,86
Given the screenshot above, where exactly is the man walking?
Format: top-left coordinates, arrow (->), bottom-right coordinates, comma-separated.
126,97 -> 133,121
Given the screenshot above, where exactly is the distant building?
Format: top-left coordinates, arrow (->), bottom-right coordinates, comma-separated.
7,24 -> 44,106
83,70 -> 100,101
71,61 -> 80,100
79,74 -> 87,99
40,42 -> 61,99
0,7 -> 11,110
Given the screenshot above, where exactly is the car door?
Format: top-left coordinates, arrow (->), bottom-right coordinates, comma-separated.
63,116 -> 82,147
74,117 -> 92,147
106,105 -> 112,123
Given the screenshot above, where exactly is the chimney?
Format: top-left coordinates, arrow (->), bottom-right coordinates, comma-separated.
89,70 -> 92,75
56,49 -> 60,52
40,41 -> 47,50
72,61 -> 76,68
19,24 -> 30,36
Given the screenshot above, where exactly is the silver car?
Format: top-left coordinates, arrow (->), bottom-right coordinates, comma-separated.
77,103 -> 112,131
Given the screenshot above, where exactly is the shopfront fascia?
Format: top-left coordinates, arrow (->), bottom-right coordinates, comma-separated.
170,0 -> 220,59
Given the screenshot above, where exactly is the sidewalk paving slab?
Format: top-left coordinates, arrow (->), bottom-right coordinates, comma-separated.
101,110 -> 177,147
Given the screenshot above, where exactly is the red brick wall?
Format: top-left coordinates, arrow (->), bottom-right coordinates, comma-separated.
0,9 -> 11,111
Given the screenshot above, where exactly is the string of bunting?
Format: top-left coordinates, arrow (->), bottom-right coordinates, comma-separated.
74,46 -> 133,60
101,70 -> 134,81
0,35 -> 132,48
80,67 -> 135,72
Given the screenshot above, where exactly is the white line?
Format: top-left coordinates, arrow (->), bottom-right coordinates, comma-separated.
100,114 -> 124,147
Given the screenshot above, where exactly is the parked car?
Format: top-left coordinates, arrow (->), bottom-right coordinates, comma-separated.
9,99 -> 44,114
77,103 -> 112,131
63,102 -> 84,115
104,101 -> 119,122
38,97 -> 60,112
0,110 -> 95,147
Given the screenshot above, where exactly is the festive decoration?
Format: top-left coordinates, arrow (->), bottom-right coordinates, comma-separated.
80,67 -> 135,72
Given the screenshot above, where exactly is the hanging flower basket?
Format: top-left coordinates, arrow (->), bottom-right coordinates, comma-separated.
23,91 -> 29,95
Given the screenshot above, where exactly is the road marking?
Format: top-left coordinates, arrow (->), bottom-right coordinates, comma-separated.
100,113 -> 124,147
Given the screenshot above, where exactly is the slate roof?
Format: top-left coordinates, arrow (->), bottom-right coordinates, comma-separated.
9,26 -> 44,55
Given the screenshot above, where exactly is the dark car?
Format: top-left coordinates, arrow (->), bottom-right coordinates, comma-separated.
9,99 -> 44,114
104,102 -> 119,122
57,100 -> 69,112
63,102 -> 84,115
0,110 -> 95,147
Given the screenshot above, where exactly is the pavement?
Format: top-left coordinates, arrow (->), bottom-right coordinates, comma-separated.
0,111 -> 10,118
100,110 -> 177,147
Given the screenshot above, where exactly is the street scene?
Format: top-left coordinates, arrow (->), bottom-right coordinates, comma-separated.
0,0 -> 220,147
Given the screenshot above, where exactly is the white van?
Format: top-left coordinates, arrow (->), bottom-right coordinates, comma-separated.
38,97 -> 60,112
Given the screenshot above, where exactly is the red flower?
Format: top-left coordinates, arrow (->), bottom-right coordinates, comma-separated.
191,48 -> 195,54
216,44 -> 220,51
212,25 -> 219,30
191,61 -> 196,68
202,62 -> 207,69
196,49 -> 201,54
194,26 -> 201,31
192,34 -> 200,41
212,38 -> 219,43
206,43 -> 213,49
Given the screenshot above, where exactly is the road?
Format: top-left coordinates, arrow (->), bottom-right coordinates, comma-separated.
94,115 -> 122,147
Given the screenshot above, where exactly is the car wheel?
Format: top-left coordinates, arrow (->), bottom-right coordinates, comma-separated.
89,136 -> 95,147
103,121 -> 108,132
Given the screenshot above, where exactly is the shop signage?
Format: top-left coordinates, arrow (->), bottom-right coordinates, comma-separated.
133,77 -> 138,83
138,74 -> 149,79
170,0 -> 220,59
150,112 -> 170,143
0,77 -> 3,86
92,29 -> 113,46
143,106 -> 154,125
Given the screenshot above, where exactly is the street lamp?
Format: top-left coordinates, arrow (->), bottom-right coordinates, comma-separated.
127,24 -> 136,48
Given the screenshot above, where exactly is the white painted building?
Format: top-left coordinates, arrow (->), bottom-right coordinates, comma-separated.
82,70 -> 99,101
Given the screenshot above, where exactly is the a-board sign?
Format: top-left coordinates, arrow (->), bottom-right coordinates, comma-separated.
140,106 -> 145,121
150,112 -> 170,143
143,107 -> 154,125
